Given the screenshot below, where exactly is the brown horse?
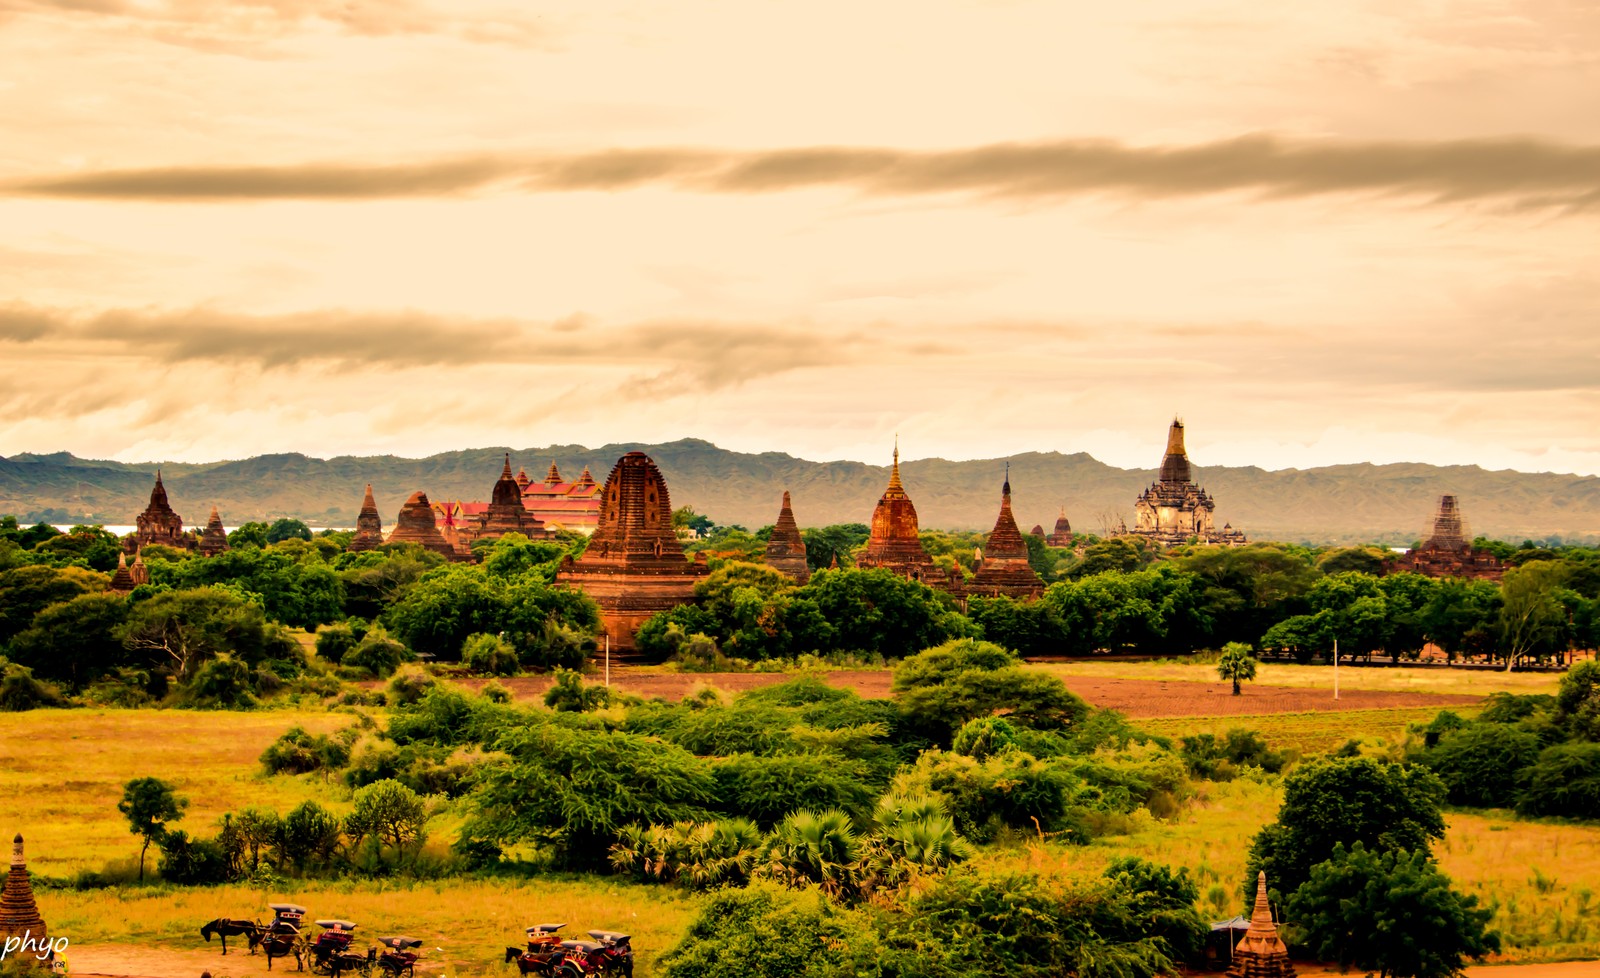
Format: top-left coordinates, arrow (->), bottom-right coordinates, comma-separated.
200,918 -> 262,955
503,946 -> 563,976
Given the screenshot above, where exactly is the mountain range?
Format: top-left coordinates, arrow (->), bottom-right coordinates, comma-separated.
3,439 -> 1598,546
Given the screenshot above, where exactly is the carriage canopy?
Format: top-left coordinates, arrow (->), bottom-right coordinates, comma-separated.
316,920 -> 358,931
526,923 -> 566,935
379,936 -> 424,950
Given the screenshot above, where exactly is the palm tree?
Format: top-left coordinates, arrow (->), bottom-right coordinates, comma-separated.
1217,642 -> 1259,696
757,809 -> 860,899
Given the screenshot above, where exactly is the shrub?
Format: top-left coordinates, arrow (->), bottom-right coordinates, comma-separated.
543,668 -> 610,712
1515,741 -> 1600,819
180,653 -> 257,709
386,665 -> 437,705
344,627 -> 411,678
315,623 -> 361,664
0,661 -> 66,712
462,632 -> 519,676
1419,722 -> 1541,808
260,726 -> 353,776
951,716 -> 1020,760
481,680 -> 513,704
712,753 -> 876,827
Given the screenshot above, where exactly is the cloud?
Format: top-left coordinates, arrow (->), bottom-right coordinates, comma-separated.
0,304 -> 905,417
0,0 -> 551,48
11,135 -> 1600,210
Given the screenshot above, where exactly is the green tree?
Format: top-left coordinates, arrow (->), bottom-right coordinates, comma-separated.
891,638 -> 1089,745
0,564 -> 101,644
1216,642 -> 1258,695
462,631 -> 519,675
1555,659 -> 1600,741
278,800 -> 344,871
228,522 -> 270,548
345,778 -> 429,856
1418,722 -> 1541,808
118,776 -> 187,882
7,592 -> 130,688
1244,756 -> 1447,901
1498,561 -> 1573,668
265,518 -> 313,543
1288,843 -> 1499,978
543,668 -> 610,711
1515,742 -> 1600,818
800,523 -> 870,572
464,723 -> 716,867
116,586 -> 276,679
799,568 -> 970,659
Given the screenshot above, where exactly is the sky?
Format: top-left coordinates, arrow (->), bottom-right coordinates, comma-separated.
1,1 -> 1597,475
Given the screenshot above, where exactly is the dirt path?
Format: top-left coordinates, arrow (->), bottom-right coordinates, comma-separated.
442,668 -> 1480,717
61,942 -> 1598,977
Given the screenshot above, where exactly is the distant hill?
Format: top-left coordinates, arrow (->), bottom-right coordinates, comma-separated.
3,439 -> 1598,546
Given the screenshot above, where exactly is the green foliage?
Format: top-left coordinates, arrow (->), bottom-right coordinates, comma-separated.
0,564 -> 101,644
1556,659 -> 1600,741
118,776 -> 187,882
1215,642 -> 1257,695
1498,561 -> 1576,665
1103,857 -> 1207,965
1179,728 -> 1287,780
1244,756 -> 1447,901
756,809 -> 861,898
658,883 -> 876,978
543,668 -> 610,712
968,594 -> 1080,658
608,818 -> 763,890
465,722 -> 717,867
892,639 -> 1089,745
1419,722 -> 1542,808
461,631 -> 519,675
712,753 -> 877,827
385,664 -> 436,705
343,625 -> 410,677
279,800 -> 344,871
801,523 -> 870,572
116,586 -> 279,679
314,622 -> 361,664
950,715 -> 1020,760
1515,741 -> 1600,819
150,545 -> 344,629
1288,843 -> 1499,978
385,685 -> 514,747
344,778 -> 428,856
801,568 -> 971,659
260,725 -> 353,775
228,522 -> 270,548
0,660 -> 65,712
891,749 -> 1082,844
383,563 -> 599,662
266,518 -> 313,543
180,653 -> 258,708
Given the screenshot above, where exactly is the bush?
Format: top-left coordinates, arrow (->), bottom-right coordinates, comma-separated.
315,623 -> 361,664
658,883 -> 876,978
712,753 -> 876,827
543,669 -> 610,712
260,726 -> 353,776
386,665 -> 437,705
0,661 -> 66,712
1419,722 -> 1541,808
180,653 -> 257,709
157,829 -> 232,885
462,632 -> 519,676
1515,741 -> 1600,819
1180,728 -> 1288,780
344,627 -> 411,678
481,680 -> 513,704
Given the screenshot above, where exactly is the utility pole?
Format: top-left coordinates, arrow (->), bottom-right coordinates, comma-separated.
1333,638 -> 1339,700
604,634 -> 611,688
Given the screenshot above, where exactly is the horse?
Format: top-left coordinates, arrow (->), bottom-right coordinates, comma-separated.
329,947 -> 375,977
200,918 -> 262,955
260,930 -> 304,971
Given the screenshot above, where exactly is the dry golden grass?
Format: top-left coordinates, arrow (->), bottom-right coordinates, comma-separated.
1137,706 -> 1461,755
0,708 -> 355,875
1030,659 -> 1562,699
39,877 -> 694,977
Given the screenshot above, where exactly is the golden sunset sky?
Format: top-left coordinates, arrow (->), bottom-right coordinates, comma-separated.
2,1 -> 1597,473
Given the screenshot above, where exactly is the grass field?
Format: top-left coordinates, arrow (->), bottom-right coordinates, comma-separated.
1137,706 -> 1460,755
39,877 -> 695,977
5,683 -> 1596,974
0,708 -> 356,876
1032,659 -> 1565,699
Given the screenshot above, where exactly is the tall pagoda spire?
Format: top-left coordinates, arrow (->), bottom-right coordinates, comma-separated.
1226,871 -> 1296,978
763,490 -> 810,583
347,483 -> 385,552
0,833 -> 47,949
884,438 -> 906,498
1158,417 -> 1192,485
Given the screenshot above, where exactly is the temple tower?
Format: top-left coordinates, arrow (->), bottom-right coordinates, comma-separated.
969,468 -> 1044,599
198,506 -> 229,556
555,451 -> 708,652
1047,506 -> 1074,547
108,551 -> 136,593
385,491 -> 463,560
1128,419 -> 1246,549
132,471 -> 189,551
0,834 -> 47,952
763,491 -> 810,583
1394,495 -> 1504,581
472,454 -> 548,543
855,444 -> 936,582
1227,872 -> 1296,978
348,484 -> 385,552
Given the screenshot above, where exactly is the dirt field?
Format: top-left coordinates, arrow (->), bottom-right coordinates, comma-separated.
447,668 -> 1482,718
58,942 -> 1600,977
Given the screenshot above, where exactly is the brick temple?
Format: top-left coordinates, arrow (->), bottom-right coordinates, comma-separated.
1046,506 -> 1074,547
130,472 -> 191,551
0,834 -> 47,957
1227,871 -> 1296,978
555,451 -> 708,651
386,490 -> 467,560
463,454 -> 548,544
1393,495 -> 1504,581
855,445 -> 938,582
198,506 -> 229,556
763,491 -> 810,582
1127,419 -> 1246,549
968,468 -> 1044,599
347,484 -> 385,552
437,457 -> 603,536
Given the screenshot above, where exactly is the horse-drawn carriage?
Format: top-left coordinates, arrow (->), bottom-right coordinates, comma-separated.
375,936 -> 425,977
556,931 -> 633,978
504,923 -> 569,975
310,919 -> 372,976
258,903 -> 308,970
